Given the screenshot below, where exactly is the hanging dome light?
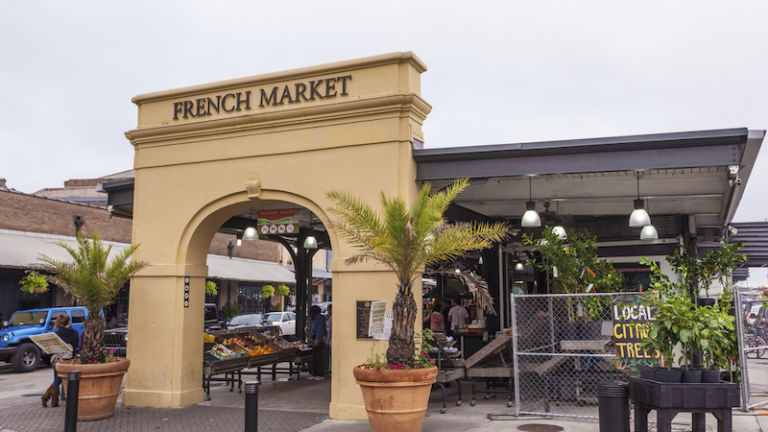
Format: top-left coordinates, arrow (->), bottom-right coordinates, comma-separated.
478,256 -> 484,265
303,235 -> 318,250
630,199 -> 651,227
521,177 -> 541,227
514,262 -> 525,272
522,201 -> 541,227
552,225 -> 567,240
243,226 -> 259,241
640,224 -> 659,240
639,198 -> 658,240
629,173 -> 651,227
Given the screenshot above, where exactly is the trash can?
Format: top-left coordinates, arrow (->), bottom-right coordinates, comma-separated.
598,381 -> 629,432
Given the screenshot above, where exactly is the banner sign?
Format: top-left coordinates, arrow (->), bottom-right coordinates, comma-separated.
611,294 -> 660,369
257,209 -> 300,235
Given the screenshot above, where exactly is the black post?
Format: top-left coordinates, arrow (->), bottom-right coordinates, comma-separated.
244,381 -> 259,432
598,381 -> 629,432
64,370 -> 81,432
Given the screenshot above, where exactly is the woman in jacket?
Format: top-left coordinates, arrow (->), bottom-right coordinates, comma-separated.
42,314 -> 79,408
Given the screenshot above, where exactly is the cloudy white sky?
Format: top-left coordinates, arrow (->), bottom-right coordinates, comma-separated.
1,1 -> 766,283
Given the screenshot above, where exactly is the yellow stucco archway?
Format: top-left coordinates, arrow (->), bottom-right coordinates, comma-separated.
123,52 -> 430,419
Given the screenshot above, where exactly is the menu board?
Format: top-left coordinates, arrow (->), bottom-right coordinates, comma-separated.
611,294 -> 660,369
356,301 -> 372,339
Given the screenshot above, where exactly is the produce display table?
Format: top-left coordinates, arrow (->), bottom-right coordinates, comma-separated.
202,328 -> 312,400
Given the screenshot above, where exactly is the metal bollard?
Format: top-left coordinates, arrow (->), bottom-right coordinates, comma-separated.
244,381 -> 259,432
598,381 -> 629,432
64,370 -> 81,432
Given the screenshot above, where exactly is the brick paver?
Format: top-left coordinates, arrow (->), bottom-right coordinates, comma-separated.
0,402 -> 326,432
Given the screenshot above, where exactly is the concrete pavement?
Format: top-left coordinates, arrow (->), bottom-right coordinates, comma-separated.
2,362 -> 768,431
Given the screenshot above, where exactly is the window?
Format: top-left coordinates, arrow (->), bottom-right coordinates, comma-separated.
71,310 -> 85,323
282,314 -> 290,322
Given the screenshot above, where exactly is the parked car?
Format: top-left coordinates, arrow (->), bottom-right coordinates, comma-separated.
0,307 -> 91,372
265,312 -> 296,335
226,313 -> 267,330
105,303 -> 223,356
204,303 -> 224,331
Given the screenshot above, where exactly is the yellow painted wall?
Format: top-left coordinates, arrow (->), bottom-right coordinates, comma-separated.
124,52 -> 429,419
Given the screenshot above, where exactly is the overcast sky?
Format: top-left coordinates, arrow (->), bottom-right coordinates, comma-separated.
1,1 -> 766,283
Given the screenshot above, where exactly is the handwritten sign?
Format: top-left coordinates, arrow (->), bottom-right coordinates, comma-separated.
29,333 -> 72,355
611,295 -> 660,369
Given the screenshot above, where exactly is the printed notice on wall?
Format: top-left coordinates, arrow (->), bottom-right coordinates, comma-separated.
368,301 -> 387,338
611,294 -> 660,369
374,311 -> 393,341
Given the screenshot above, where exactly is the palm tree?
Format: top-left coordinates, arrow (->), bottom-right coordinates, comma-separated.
41,233 -> 146,362
327,178 -> 509,365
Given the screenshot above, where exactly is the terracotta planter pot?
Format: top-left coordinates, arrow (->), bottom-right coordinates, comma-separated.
56,359 -> 130,421
353,366 -> 437,432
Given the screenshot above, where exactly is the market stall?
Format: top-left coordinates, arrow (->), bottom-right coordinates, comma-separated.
202,327 -> 312,399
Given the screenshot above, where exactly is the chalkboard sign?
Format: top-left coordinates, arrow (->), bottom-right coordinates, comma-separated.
357,301 -> 372,339
611,294 -> 660,369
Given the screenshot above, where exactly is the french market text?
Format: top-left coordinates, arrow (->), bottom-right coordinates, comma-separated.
172,75 -> 352,120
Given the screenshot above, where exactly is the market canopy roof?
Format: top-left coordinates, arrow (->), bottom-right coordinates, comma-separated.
414,128 -> 764,233
0,229 -> 296,284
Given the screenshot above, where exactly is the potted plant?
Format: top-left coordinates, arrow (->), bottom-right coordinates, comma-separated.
524,227 -> 622,339
40,233 -> 146,420
19,273 -> 50,294
327,178 -> 508,432
640,242 -> 746,383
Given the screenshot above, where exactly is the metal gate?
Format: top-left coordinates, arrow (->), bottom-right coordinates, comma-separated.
736,289 -> 768,411
511,292 -> 633,419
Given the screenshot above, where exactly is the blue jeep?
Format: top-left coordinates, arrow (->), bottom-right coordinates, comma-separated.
0,307 -> 90,372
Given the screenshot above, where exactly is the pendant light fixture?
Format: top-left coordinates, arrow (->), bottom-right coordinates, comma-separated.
243,226 -> 259,241
521,176 -> 541,227
552,201 -> 567,240
303,234 -> 318,250
478,256 -> 483,265
640,199 -> 659,240
629,172 -> 651,227
514,261 -> 525,272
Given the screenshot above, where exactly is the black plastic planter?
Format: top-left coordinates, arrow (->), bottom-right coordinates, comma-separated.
682,368 -> 702,383
655,368 -> 682,383
702,369 -> 720,383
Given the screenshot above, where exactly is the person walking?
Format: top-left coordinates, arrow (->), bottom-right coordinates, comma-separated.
308,305 -> 327,380
42,314 -> 79,408
423,303 -> 445,333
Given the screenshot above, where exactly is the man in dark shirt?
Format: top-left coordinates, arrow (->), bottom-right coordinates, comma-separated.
309,305 -> 327,380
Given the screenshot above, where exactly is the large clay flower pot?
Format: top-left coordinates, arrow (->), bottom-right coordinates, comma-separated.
56,359 -> 130,421
353,366 -> 438,432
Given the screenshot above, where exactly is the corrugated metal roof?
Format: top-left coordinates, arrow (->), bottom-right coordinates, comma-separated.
0,229 -> 295,283
732,222 -> 768,267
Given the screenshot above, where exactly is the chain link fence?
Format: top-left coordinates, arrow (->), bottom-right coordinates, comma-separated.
736,290 -> 768,410
511,292 -> 633,419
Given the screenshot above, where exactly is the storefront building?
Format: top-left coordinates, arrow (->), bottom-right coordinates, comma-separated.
109,52 -> 763,419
